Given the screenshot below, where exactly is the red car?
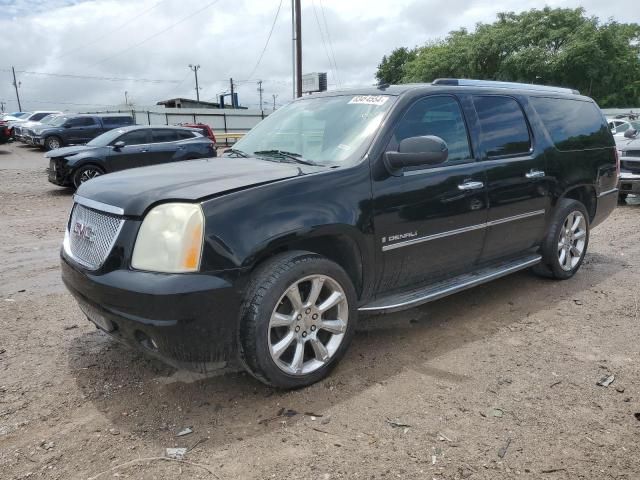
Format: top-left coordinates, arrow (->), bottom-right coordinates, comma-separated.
0,120 -> 11,145
179,123 -> 216,144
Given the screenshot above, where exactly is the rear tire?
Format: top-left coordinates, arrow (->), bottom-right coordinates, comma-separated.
533,199 -> 590,280
239,251 -> 357,389
618,193 -> 628,204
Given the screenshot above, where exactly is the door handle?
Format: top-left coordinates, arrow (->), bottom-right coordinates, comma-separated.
525,169 -> 545,178
457,180 -> 484,191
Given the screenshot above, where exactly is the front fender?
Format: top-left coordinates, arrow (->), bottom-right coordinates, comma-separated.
199,164 -> 375,292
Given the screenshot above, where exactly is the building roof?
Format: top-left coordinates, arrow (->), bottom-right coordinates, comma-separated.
156,98 -> 222,108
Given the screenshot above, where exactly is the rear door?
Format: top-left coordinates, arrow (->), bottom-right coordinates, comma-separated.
148,129 -> 182,164
372,94 -> 489,294
472,95 -> 551,263
67,117 -> 101,144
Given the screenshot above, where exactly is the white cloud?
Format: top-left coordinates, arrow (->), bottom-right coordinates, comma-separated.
1,0 -> 639,112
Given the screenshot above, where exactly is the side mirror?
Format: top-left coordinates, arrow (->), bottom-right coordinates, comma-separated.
113,141 -> 125,150
624,129 -> 637,139
385,135 -> 448,173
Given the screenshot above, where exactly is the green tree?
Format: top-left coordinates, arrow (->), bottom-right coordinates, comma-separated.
375,47 -> 417,84
376,7 -> 640,107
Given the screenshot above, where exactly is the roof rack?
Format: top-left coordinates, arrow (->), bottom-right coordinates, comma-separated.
432,78 -> 579,95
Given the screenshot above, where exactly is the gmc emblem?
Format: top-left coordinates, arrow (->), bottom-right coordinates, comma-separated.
72,222 -> 95,242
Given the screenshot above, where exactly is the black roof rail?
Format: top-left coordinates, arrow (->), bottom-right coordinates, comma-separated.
432,78 -> 579,95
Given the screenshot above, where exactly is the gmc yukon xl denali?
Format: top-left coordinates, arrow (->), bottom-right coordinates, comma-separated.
60,80 -> 618,388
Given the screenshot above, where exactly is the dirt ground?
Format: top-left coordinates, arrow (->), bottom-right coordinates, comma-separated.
1,141 -> 639,480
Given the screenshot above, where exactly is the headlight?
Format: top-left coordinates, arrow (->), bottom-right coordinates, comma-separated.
131,203 -> 204,273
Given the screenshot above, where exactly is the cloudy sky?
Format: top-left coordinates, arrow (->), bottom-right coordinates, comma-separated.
1,0 -> 638,113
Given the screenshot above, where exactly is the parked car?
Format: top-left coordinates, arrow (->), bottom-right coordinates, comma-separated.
60,79 -> 618,388
607,117 -> 640,137
23,114 -> 64,145
46,125 -> 216,188
9,111 -> 62,140
32,114 -> 134,151
615,129 -> 640,203
0,111 -> 27,120
14,112 -> 63,142
177,122 -> 216,144
0,119 -> 11,145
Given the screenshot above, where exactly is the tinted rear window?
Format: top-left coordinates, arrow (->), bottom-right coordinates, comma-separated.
102,116 -> 133,126
177,130 -> 196,139
152,129 -> 178,143
530,97 -> 612,151
473,96 -> 531,157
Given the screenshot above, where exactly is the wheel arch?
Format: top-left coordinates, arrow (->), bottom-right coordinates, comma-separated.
557,184 -> 597,223
248,227 -> 366,299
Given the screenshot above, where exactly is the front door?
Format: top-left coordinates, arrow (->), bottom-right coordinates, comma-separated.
471,95 -> 551,262
372,95 -> 489,296
108,129 -> 153,172
148,129 -> 181,165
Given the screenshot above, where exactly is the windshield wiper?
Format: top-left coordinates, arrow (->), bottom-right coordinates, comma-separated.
224,148 -> 249,158
253,149 -> 317,166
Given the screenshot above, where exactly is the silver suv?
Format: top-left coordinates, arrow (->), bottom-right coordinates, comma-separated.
616,129 -> 640,203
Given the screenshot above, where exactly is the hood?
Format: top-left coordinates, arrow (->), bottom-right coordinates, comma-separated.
45,145 -> 98,158
76,156 -> 324,216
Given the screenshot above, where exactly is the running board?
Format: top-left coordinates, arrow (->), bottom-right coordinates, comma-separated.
359,254 -> 541,314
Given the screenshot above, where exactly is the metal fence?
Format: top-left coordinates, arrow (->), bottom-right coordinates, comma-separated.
82,107 -> 269,134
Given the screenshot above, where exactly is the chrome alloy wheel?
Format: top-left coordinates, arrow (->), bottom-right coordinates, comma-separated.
78,168 -> 102,184
268,274 -> 349,376
47,137 -> 60,149
558,210 -> 587,271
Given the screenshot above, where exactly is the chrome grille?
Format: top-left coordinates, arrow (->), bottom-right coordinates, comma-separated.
67,203 -> 123,269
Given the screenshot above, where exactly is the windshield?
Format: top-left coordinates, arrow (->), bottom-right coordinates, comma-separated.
16,112 -> 31,119
232,94 -> 395,165
50,116 -> 68,126
87,128 -> 128,146
40,114 -> 59,125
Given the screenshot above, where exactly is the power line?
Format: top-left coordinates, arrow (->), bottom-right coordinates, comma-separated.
88,0 -> 221,68
54,0 -> 168,60
245,0 -> 284,82
311,0 -> 337,87
0,68 -> 180,84
319,0 -> 341,86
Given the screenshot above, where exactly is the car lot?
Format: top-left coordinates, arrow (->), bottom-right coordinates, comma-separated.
1,141 -> 640,479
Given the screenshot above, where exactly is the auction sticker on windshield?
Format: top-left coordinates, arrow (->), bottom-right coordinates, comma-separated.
348,95 -> 389,106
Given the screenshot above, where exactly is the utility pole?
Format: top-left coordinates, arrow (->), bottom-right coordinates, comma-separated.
291,0 -> 296,99
0,101 -> 5,113
294,0 -> 302,98
257,80 -> 264,111
272,94 -> 278,111
124,91 -> 129,106
189,64 -> 201,102
11,66 -> 22,111
229,78 -> 235,108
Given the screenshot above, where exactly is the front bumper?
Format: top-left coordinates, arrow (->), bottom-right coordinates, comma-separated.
61,254 -> 243,372
619,172 -> 640,194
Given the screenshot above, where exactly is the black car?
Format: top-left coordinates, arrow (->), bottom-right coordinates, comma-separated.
32,114 -> 134,151
60,79 -> 618,389
47,125 -> 216,188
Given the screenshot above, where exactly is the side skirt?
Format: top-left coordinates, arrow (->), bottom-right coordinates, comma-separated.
358,254 -> 541,314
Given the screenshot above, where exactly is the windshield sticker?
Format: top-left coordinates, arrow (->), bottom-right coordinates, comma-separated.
348,95 -> 389,106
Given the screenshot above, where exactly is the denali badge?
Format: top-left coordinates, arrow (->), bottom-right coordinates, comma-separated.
382,231 -> 418,243
72,222 -> 95,242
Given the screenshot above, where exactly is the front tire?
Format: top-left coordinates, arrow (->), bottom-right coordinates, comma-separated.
618,193 -> 628,204
73,164 -> 104,188
533,199 -> 589,280
239,251 -> 357,389
44,136 -> 63,151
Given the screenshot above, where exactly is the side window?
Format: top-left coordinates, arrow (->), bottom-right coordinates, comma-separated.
117,130 -> 150,146
529,97 -> 613,150
177,130 -> 195,140
31,113 -> 48,121
390,96 -> 472,164
152,129 -> 178,143
617,123 -> 630,133
473,96 -> 531,157
69,117 -> 96,127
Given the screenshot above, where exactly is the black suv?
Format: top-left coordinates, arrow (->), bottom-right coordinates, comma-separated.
32,114 -> 134,150
46,126 -> 216,188
60,80 -> 618,388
